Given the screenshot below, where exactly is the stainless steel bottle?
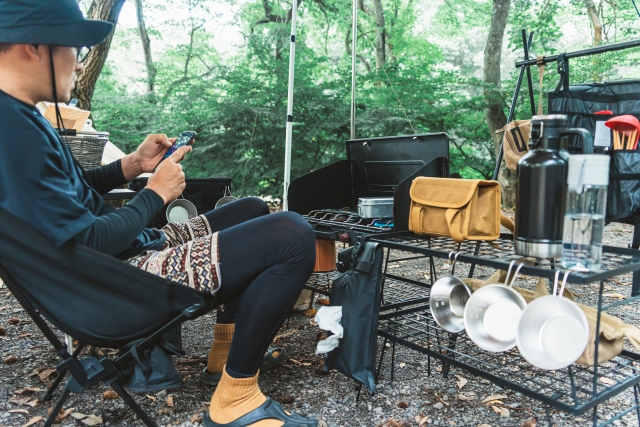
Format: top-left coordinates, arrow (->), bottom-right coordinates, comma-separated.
514,115 -> 593,258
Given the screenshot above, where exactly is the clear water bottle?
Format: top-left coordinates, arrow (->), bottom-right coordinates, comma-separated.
561,155 -> 609,271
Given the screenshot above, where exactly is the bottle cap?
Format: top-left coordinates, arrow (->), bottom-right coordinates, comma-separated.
567,154 -> 609,193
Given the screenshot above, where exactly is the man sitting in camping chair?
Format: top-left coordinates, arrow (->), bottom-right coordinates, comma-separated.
0,1 -> 317,426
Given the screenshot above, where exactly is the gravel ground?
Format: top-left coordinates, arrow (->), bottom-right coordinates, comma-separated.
1,217 -> 640,427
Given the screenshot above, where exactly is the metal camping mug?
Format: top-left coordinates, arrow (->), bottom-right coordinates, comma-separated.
166,196 -> 198,223
215,186 -> 238,208
464,261 -> 528,352
429,252 -> 471,334
517,270 -> 589,370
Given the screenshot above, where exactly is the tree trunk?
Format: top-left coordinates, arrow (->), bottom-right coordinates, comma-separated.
372,0 -> 386,68
584,0 -> 603,45
72,0 -> 126,111
135,0 -> 156,94
483,0 -> 513,207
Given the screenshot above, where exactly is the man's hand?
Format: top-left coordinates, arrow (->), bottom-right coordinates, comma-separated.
145,145 -> 191,204
121,134 -> 176,181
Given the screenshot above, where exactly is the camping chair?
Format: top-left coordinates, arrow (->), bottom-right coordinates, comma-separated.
0,208 -> 218,427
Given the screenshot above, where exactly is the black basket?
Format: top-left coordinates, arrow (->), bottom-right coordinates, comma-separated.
62,132 -> 109,169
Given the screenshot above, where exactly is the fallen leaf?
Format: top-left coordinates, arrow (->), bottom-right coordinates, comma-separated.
603,292 -> 625,300
103,390 -> 118,400
9,409 -> 30,414
314,331 -> 328,342
38,368 -> 57,384
273,330 -> 298,342
419,416 -> 429,426
190,413 -> 203,423
300,308 -> 317,316
481,394 -> 508,404
26,399 -> 38,408
21,416 -> 44,427
397,401 -> 408,409
8,317 -> 20,325
54,407 -> 75,423
166,396 -> 174,407
317,299 -> 330,305
71,413 -> 88,420
18,332 -> 32,339
492,406 -> 501,413
4,355 -> 19,364
522,418 -> 538,427
458,391 -> 476,401
456,375 -> 468,389
500,407 -> 510,418
81,415 -> 103,425
275,394 -> 295,404
288,358 -> 302,365
15,387 -> 43,395
599,377 -> 615,386
0,326 -> 6,336
146,395 -> 157,402
399,363 -> 406,368
477,424 -> 492,427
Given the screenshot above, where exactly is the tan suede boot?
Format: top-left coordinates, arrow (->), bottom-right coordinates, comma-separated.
201,323 -> 234,385
208,368 -> 282,427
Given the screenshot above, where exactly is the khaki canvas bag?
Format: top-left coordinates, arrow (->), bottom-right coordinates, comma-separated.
495,120 -> 531,172
408,178 -> 501,242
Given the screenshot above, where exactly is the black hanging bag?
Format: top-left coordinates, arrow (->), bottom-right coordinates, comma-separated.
325,242 -> 384,394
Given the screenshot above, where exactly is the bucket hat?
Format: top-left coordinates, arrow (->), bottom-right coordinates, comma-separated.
0,0 -> 113,47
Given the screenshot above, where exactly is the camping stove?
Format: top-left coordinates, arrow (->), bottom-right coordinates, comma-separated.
289,134 -> 451,242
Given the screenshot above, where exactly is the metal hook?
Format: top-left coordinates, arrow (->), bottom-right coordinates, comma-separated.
504,260 -> 517,285
558,271 -> 571,298
449,252 -> 460,276
507,263 -> 525,288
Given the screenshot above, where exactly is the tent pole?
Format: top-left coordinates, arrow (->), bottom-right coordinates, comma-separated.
282,0 -> 298,211
350,0 -> 357,140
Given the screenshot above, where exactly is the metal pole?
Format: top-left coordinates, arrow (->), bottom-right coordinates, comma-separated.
282,0 -> 298,211
515,38 -> 640,68
350,0 -> 357,140
492,31 -> 534,181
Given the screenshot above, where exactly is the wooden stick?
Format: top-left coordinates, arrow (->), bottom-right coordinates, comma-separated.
615,131 -> 619,150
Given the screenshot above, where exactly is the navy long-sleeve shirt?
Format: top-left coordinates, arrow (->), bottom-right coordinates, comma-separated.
0,89 -> 166,259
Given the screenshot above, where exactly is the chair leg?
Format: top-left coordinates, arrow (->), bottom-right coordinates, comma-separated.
111,381 -> 158,427
40,369 -> 67,402
43,388 -> 71,427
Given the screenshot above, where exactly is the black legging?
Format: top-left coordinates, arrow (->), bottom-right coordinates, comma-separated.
202,198 -> 315,377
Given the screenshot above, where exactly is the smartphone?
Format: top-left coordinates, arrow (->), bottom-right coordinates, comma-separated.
162,131 -> 197,161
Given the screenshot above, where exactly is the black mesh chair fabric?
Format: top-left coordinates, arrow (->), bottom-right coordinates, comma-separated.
0,207 -> 216,348
0,208 -> 218,427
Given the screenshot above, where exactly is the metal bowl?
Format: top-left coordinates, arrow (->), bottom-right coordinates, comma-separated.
517,295 -> 589,370
166,199 -> 198,223
464,284 -> 527,352
429,276 -> 471,334
215,195 -> 238,208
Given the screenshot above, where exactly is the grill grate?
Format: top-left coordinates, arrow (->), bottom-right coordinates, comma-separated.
371,232 -> 640,285
304,209 -> 393,234
378,306 -> 640,415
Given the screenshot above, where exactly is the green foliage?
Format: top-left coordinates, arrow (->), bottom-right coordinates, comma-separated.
90,0 -> 640,198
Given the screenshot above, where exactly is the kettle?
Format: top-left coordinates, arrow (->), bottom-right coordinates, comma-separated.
514,115 -> 593,258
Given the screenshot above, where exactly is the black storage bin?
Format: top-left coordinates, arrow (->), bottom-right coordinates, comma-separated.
129,177 -> 232,228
